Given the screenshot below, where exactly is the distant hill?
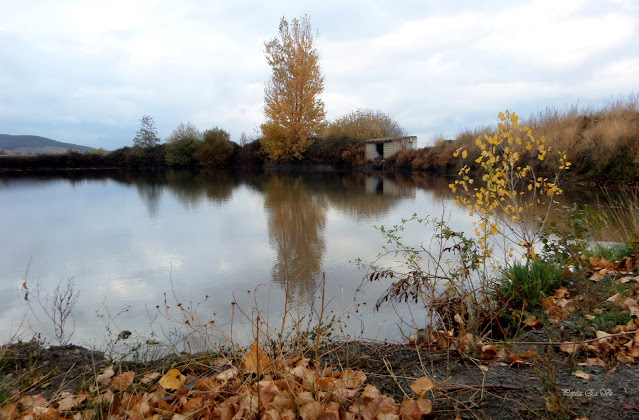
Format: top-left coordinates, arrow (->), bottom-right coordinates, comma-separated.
0,134 -> 94,155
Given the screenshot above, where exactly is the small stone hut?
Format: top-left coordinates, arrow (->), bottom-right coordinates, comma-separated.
365,136 -> 417,161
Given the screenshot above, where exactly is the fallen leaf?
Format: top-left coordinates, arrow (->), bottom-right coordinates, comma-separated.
478,365 -> 488,372
578,358 -> 606,367
241,340 -> 271,374
560,342 -> 580,354
622,297 -> 639,317
299,401 -> 323,420
140,371 -> 161,385
112,371 -> 135,391
336,369 -> 366,390
317,377 -> 335,390
519,349 -> 539,358
509,354 -> 530,367
196,376 -> 221,392
523,315 -> 543,329
159,369 -> 186,391
399,397 -> 432,420
361,384 -> 381,402
57,395 -> 87,411
182,396 -> 203,413
480,344 -> 497,359
271,390 -> 295,411
623,404 -> 634,410
410,377 -> 434,397
572,370 -> 591,380
216,367 -> 238,383
96,365 -> 115,385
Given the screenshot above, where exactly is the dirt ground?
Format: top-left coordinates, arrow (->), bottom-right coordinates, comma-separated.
2,339 -> 638,420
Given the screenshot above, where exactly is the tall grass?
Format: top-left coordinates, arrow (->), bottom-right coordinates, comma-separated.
396,93 -> 639,179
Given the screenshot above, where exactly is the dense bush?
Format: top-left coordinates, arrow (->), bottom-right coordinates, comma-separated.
232,139 -> 265,169
302,135 -> 364,167
195,128 -> 239,168
165,122 -> 203,168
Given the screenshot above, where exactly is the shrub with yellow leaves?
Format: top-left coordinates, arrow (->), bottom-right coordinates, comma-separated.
450,110 -> 571,262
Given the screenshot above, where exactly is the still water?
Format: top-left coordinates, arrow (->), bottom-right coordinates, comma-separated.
0,170 -> 600,353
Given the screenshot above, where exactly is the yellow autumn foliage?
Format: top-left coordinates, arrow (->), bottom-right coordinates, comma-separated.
261,15 -> 326,161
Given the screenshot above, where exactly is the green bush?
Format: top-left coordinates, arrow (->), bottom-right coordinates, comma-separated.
165,122 -> 203,168
498,259 -> 565,309
587,243 -> 634,262
195,128 -> 238,168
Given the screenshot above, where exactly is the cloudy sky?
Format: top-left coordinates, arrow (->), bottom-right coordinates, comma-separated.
1,0 -> 638,150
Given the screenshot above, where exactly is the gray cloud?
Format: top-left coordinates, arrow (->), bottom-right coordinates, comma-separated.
1,0 -> 637,149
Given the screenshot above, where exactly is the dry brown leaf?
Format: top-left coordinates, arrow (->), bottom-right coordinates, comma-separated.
399,397 -> 432,420
519,349 -> 539,358
259,383 -> 279,409
0,402 -> 18,420
377,413 -> 400,420
182,396 -> 203,413
480,344 -> 498,359
196,376 -> 221,392
622,297 -> 639,317
559,342 -> 580,354
297,391 -> 315,406
32,405 -> 59,420
57,394 -> 87,411
242,340 -> 271,374
96,365 -> 115,385
409,377 -> 434,397
324,401 -> 340,418
607,293 -> 623,303
272,390 -> 295,411
509,354 -> 530,367
299,401 -> 323,420
378,395 -> 397,413
129,401 -> 151,419
112,371 -> 135,392
140,371 -> 161,385
216,367 -> 238,383
361,384 -> 381,402
159,369 -> 186,391
523,315 -> 543,329
572,370 -> 591,380
478,365 -> 488,372
617,275 -> 639,283
336,369 -> 366,390
578,358 -> 606,367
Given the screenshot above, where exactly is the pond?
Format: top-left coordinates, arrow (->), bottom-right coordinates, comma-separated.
0,170 -> 608,355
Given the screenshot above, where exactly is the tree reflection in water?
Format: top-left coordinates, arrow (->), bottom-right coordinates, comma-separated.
263,174 -> 328,298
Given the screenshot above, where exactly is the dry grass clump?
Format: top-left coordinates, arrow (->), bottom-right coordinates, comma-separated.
525,94 -> 639,177
400,93 -> 639,180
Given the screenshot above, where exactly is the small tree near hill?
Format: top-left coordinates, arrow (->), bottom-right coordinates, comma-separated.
133,115 -> 161,148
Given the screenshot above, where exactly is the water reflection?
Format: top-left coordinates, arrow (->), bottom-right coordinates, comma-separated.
2,169 -> 627,348
263,174 -> 328,297
133,173 -> 165,218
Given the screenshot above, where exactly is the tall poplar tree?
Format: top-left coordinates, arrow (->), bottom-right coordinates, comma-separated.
261,15 -> 326,161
